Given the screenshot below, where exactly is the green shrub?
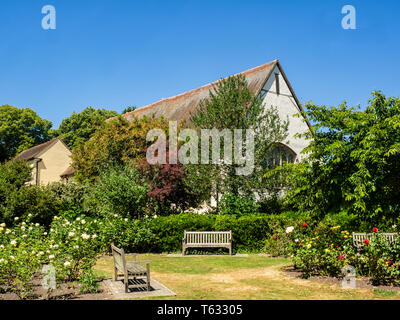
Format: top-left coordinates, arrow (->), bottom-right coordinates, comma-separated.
78,269 -> 99,294
47,182 -> 88,212
219,193 -> 260,215
2,186 -> 60,227
145,213 -> 306,253
84,165 -> 150,219
147,213 -> 216,252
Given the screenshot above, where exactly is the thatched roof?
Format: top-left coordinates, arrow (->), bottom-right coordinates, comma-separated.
109,60 -> 280,123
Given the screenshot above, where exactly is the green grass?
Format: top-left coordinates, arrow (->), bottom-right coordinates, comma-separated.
94,254 -> 400,300
137,255 -> 289,274
373,289 -> 398,297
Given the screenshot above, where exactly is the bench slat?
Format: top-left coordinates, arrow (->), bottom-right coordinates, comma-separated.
352,232 -> 398,248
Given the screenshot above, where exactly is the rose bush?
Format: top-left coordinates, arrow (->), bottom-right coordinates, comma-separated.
268,220 -> 400,285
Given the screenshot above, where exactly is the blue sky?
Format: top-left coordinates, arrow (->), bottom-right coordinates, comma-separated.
0,0 -> 399,128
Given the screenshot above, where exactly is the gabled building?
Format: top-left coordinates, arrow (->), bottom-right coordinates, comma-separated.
15,138 -> 74,185
111,59 -> 311,164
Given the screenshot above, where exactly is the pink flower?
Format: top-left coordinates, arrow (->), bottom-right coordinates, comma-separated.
372,227 -> 378,233
339,254 -> 344,260
364,239 -> 370,245
273,236 -> 277,241
302,222 -> 308,228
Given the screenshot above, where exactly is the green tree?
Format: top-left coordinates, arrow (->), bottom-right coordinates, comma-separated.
122,106 -> 136,114
71,115 -> 170,183
57,107 -> 118,150
188,75 -> 289,211
0,160 -> 32,208
275,91 -> 400,225
0,105 -> 54,162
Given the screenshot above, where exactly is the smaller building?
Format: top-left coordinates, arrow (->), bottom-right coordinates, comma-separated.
15,138 -> 74,185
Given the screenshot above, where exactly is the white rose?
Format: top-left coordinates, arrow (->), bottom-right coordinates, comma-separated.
285,226 -> 294,234
81,234 -> 90,240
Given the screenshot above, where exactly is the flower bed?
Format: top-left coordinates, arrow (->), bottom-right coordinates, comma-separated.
0,214 -> 150,299
266,220 -> 400,286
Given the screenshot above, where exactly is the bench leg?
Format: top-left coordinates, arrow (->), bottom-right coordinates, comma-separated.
229,245 -> 232,256
124,273 -> 129,293
182,246 -> 185,256
114,267 -> 118,281
147,264 -> 151,291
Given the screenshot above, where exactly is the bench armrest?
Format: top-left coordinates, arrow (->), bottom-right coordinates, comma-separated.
130,253 -> 140,261
134,260 -> 152,265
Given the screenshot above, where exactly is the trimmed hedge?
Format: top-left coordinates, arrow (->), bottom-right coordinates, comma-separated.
144,212 -> 309,253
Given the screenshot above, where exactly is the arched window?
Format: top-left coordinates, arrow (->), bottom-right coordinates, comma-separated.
267,144 -> 297,168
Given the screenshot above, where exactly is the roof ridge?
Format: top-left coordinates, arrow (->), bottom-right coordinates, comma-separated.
115,60 -> 278,121
15,137 -> 59,160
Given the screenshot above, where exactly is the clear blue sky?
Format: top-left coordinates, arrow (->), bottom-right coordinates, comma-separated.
0,0 -> 399,128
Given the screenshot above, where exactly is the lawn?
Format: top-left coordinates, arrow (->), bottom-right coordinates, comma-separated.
94,254 -> 400,300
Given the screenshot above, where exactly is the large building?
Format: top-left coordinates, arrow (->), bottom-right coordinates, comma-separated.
110,59 -> 311,164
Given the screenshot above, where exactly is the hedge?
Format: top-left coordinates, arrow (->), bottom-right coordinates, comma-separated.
143,212 -> 310,253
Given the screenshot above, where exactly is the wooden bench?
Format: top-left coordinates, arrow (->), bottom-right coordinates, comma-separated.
182,231 -> 232,256
352,232 -> 398,249
111,244 -> 151,293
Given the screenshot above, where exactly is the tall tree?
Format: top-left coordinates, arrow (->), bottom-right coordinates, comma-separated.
188,75 -> 289,210
275,91 -> 400,225
57,107 -> 118,150
0,105 -> 55,162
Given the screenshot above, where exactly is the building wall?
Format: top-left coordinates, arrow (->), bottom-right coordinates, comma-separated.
260,65 -> 310,160
36,140 -> 72,185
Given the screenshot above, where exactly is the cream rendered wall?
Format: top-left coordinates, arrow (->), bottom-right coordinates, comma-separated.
260,65 -> 310,160
36,140 -> 72,185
